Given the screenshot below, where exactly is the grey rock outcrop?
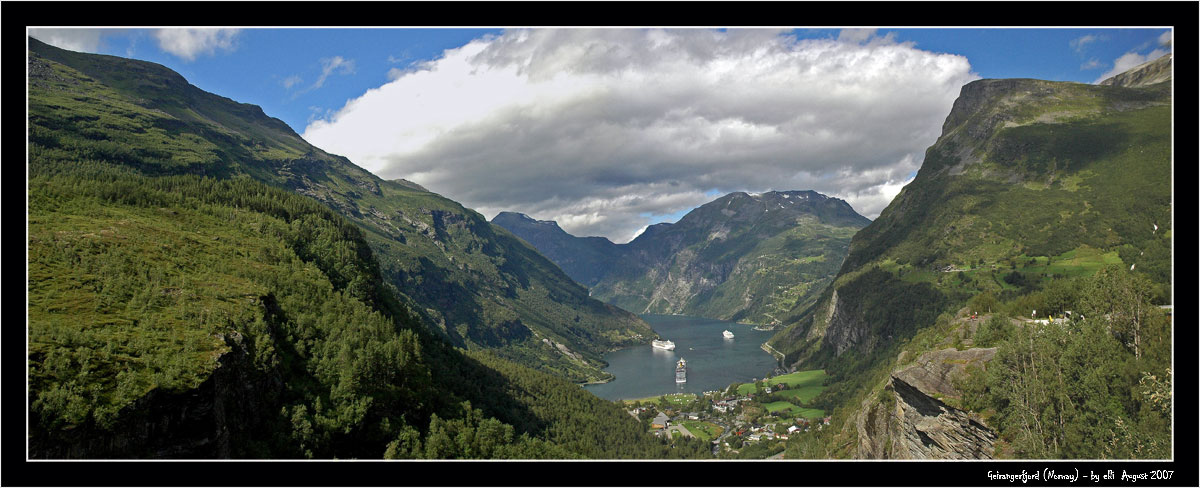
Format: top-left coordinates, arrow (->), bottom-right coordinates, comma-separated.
855,347 -> 997,459
1100,54 -> 1172,88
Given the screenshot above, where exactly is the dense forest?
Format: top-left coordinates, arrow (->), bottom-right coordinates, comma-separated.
782,265 -> 1172,460
958,267 -> 1172,459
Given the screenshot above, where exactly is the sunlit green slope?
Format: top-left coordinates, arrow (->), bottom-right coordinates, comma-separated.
769,57 -> 1173,460
27,38 -> 703,459
28,37 -> 655,384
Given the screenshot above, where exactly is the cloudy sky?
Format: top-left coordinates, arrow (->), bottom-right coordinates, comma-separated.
28,27 -> 1173,242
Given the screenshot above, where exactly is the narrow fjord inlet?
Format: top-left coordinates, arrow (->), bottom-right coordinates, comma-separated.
583,315 -> 780,400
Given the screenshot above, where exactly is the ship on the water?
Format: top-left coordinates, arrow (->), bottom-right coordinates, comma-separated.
722,330 -> 735,339
652,339 -> 675,351
675,358 -> 687,383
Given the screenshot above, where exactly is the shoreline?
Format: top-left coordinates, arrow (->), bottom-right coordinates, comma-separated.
578,376 -> 614,386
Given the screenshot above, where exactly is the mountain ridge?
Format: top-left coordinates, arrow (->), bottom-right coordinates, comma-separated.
494,189 -> 871,326
1100,53 -> 1172,88
772,56 -> 1172,460
28,36 -> 656,384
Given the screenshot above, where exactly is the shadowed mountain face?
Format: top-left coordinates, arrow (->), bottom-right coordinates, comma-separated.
495,190 -> 870,326
27,37 -> 655,386
491,212 -> 624,288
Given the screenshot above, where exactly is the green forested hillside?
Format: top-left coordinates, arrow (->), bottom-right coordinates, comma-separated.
771,60 -> 1173,459
26,39 -> 694,459
27,37 -> 654,384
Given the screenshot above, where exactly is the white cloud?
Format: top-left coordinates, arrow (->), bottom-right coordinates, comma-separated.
286,56 -> 357,99
1158,30 -> 1171,47
1069,34 -> 1103,52
153,28 -> 239,61
281,75 -> 303,90
837,28 -> 877,44
626,225 -> 650,244
1080,58 -> 1103,70
28,28 -> 121,53
303,29 -> 978,241
313,56 -> 356,89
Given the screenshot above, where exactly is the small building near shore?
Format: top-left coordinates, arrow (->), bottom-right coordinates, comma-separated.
650,412 -> 670,430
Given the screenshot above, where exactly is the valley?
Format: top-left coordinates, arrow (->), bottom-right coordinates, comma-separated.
24,29 -> 1174,465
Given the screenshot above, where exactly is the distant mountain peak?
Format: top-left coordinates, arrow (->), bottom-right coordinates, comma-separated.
494,189 -> 869,325
1100,53 -> 1172,88
494,211 -> 563,229
494,210 -> 533,220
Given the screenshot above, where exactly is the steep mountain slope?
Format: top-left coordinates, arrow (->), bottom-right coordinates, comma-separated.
28,38 -> 654,384
1099,53 -> 1172,88
771,56 -> 1173,459
491,212 -> 625,288
495,190 -> 870,326
27,38 -> 707,460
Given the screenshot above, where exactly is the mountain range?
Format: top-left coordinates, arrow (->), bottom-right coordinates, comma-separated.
494,190 -> 870,326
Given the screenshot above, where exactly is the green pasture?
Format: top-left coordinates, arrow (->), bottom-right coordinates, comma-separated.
681,420 -> 723,442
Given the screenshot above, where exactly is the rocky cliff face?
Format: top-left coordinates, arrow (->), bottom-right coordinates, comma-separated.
855,347 -> 997,459
822,288 -> 872,356
1100,54 -> 1172,88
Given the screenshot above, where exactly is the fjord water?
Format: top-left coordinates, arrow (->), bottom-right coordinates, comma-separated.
583,315 -> 779,400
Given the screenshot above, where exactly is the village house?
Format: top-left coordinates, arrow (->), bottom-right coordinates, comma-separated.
650,412 -> 670,430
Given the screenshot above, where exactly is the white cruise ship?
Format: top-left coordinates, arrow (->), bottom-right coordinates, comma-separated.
652,339 -> 675,351
723,330 -> 735,339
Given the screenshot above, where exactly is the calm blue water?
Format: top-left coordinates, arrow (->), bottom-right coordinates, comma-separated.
583,314 -> 779,400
